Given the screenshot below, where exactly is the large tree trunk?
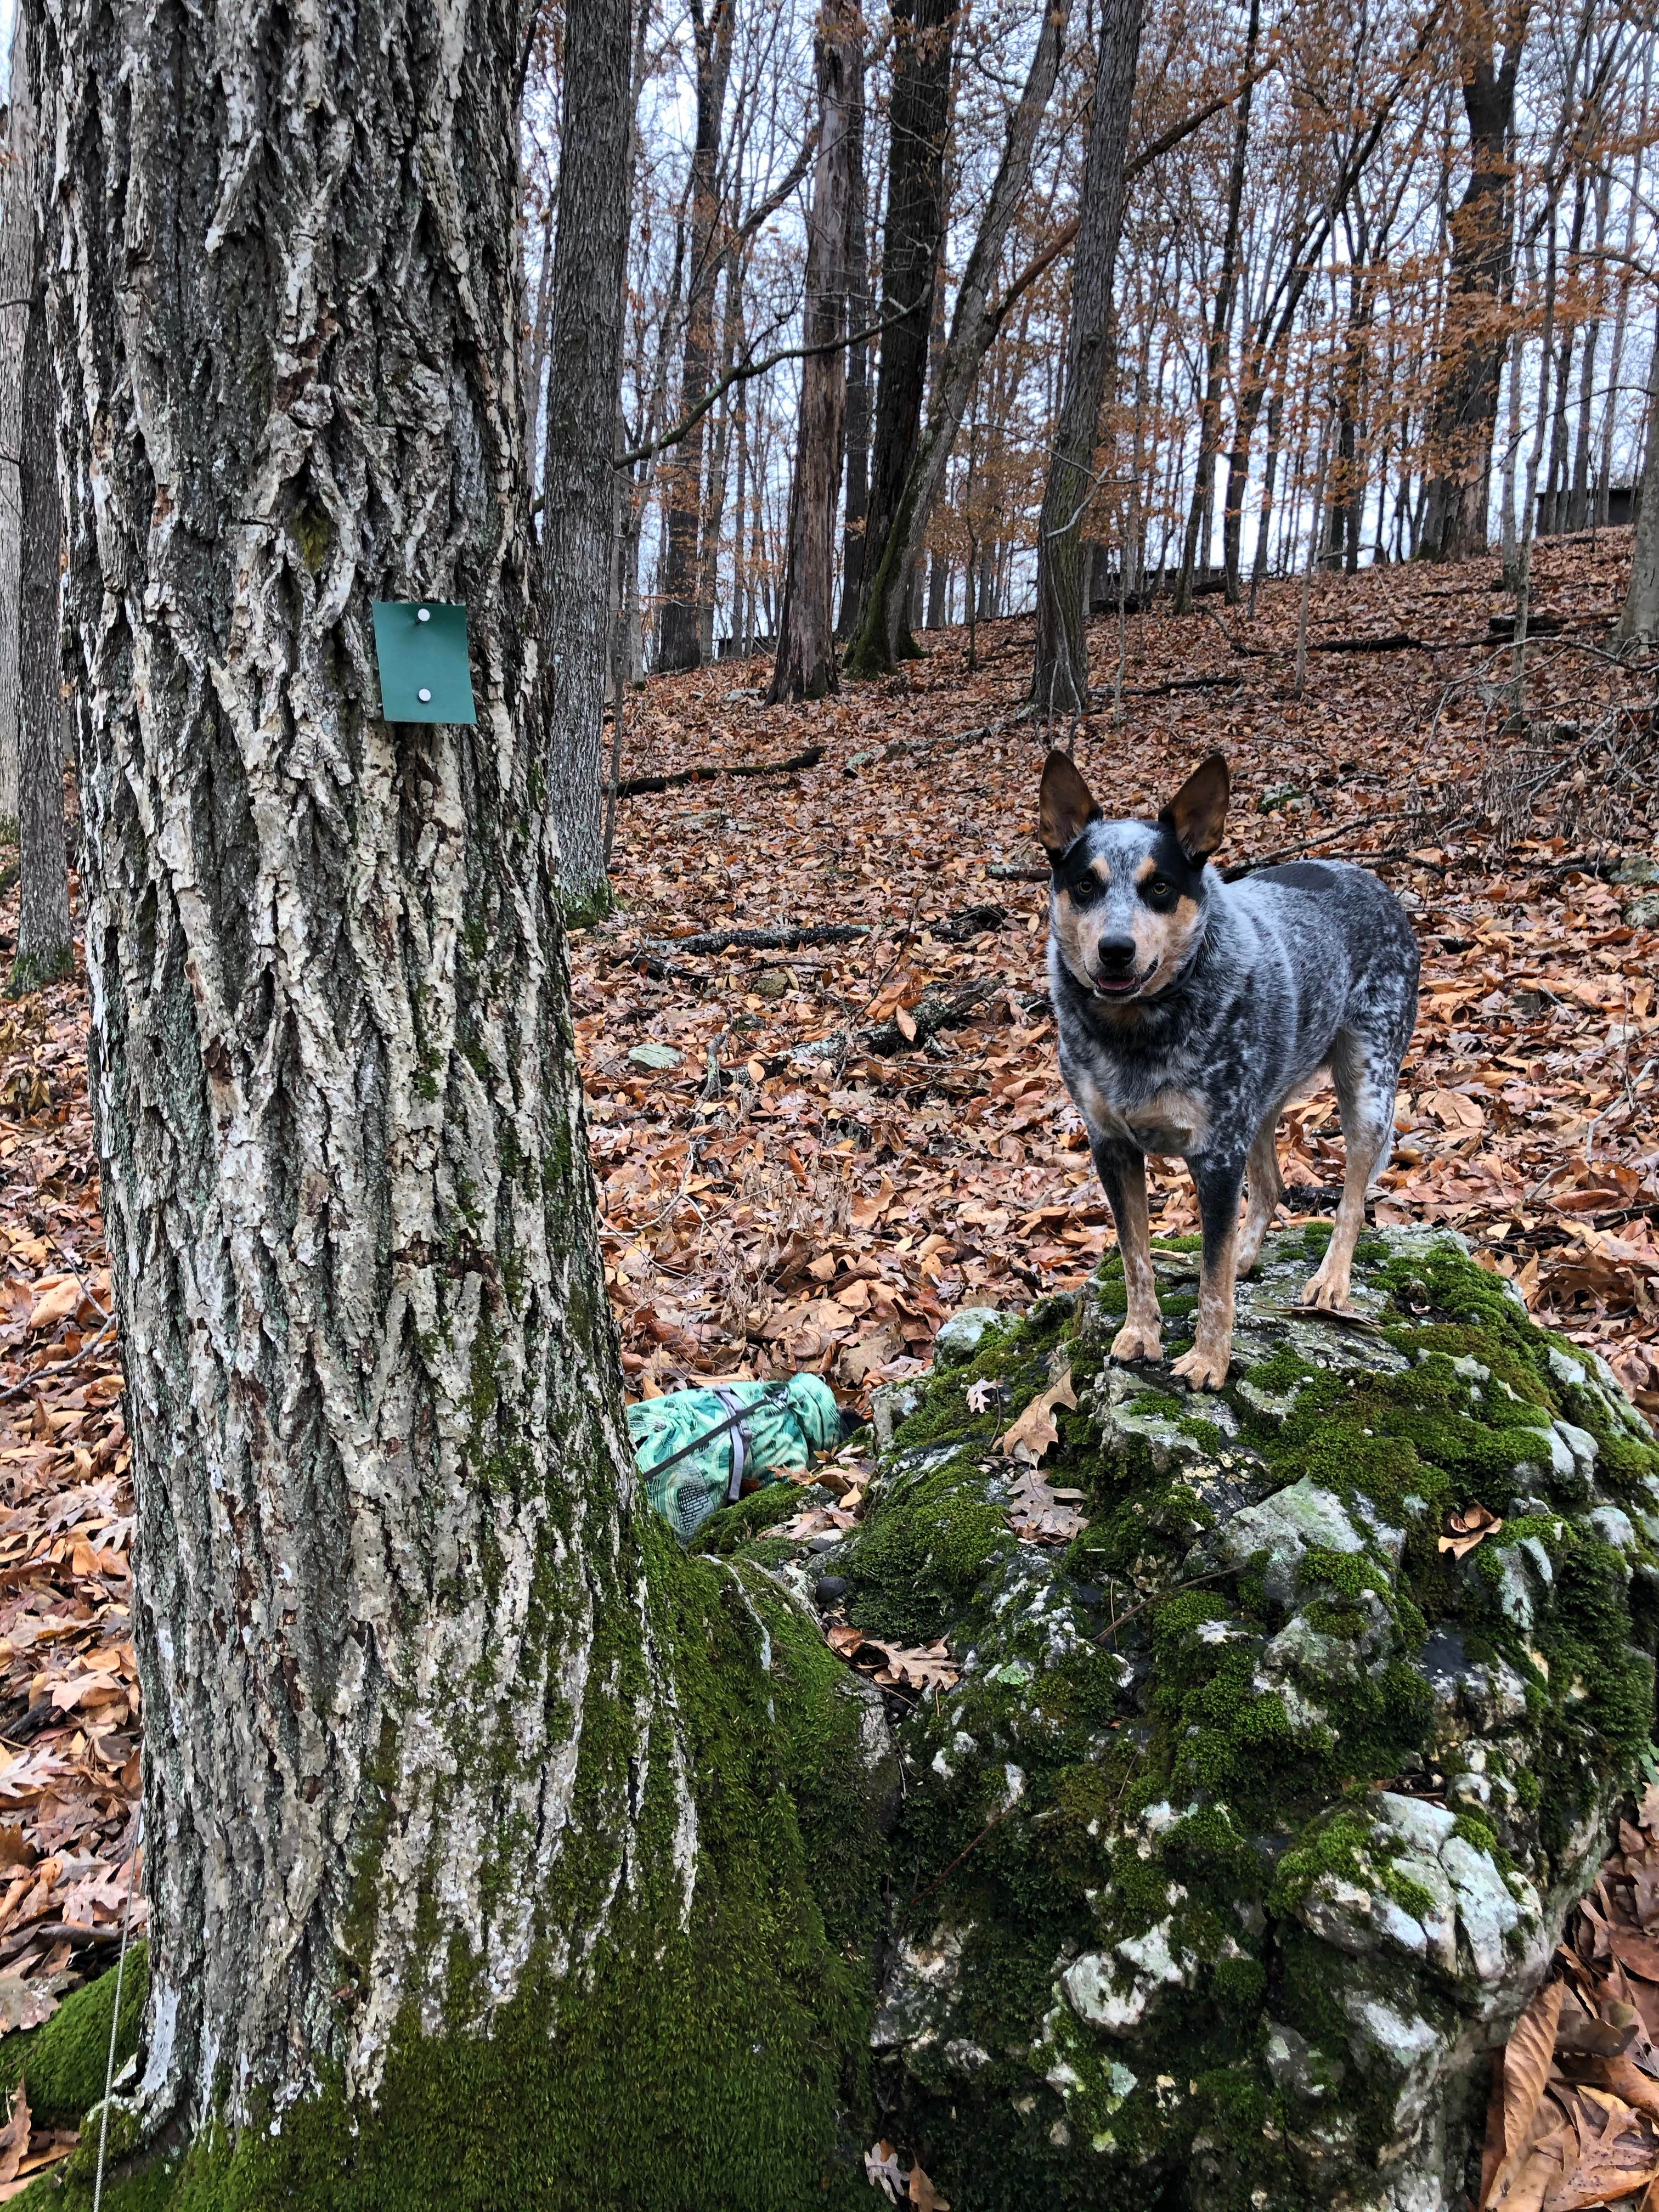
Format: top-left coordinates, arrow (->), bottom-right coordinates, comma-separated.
845,0 -> 1070,678
770,0 -> 861,703
43,0 -> 878,2188
0,17 -> 33,836
13,12 -> 70,997
1030,0 -> 1145,716
1419,14 -> 1524,562
540,0 -> 636,923
849,0 -> 953,646
654,0 -> 732,673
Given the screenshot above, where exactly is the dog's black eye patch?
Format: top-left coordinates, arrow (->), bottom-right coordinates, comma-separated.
1066,870 -> 1102,906
1139,874 -> 1179,911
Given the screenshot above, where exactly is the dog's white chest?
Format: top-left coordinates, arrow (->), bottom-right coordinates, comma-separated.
1070,1068 -> 1210,1158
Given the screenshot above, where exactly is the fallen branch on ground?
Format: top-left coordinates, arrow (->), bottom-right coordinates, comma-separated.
614,744 -> 823,798
642,923 -> 871,957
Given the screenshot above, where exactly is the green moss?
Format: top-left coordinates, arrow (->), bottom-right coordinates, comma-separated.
691,1481 -> 808,1555
0,1945 -> 148,2126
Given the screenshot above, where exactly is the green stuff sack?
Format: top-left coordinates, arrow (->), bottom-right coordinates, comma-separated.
626,1374 -> 842,1544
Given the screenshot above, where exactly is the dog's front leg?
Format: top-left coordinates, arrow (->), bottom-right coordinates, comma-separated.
1171,1155 -> 1246,1391
1093,1141 -> 1162,1364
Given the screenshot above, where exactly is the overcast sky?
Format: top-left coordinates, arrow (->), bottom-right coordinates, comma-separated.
0,0 -> 14,106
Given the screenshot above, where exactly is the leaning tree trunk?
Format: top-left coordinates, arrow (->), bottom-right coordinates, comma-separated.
13,26 -> 70,998
540,0 -> 636,923
848,0 -> 953,646
1030,0 -> 1145,717
770,0 -> 861,703
43,0 -> 879,2193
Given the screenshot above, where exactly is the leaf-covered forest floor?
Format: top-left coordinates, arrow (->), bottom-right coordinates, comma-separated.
580,529 -> 1658,1422
0,531 -> 1651,2180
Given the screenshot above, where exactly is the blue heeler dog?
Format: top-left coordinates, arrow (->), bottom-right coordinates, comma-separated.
1041,749 -> 1420,1389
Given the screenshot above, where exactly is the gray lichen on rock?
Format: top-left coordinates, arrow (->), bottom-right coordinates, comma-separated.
716,1223 -> 1659,2209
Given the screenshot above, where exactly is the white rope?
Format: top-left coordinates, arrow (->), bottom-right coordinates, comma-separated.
92,1808 -> 142,2212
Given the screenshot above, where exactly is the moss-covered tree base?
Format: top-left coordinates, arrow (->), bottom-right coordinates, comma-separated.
11,1533 -> 893,2212
737,1226 -> 1656,2211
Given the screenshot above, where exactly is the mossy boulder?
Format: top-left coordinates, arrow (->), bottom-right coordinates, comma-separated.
737,1226 -> 1659,2211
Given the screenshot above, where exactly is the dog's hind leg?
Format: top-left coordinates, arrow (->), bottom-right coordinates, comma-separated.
1237,1108 -> 1286,1276
1304,1029 -> 1394,1313
1093,1141 -> 1162,1364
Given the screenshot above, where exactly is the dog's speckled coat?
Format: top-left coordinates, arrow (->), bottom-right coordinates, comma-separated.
1041,751 -> 1420,1387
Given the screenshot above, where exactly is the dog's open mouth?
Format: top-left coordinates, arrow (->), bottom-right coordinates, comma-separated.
1090,970 -> 1147,998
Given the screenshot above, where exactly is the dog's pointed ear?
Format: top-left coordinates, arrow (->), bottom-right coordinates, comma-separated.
1160,753 -> 1230,861
1039,750 -> 1101,860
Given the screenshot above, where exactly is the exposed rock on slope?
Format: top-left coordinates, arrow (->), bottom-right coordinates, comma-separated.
719,1225 -> 1659,2210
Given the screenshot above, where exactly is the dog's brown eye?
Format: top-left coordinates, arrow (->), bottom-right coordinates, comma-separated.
1069,874 -> 1100,905
1147,879 -> 1172,900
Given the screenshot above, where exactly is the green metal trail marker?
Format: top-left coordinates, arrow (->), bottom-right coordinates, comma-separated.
371,600 -> 477,725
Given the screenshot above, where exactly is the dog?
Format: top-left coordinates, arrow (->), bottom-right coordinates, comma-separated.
1041,748 -> 1419,1390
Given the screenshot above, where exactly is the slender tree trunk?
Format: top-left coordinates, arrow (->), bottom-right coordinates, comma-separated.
770,0 -> 860,703
850,0 -> 953,641
13,21 -> 69,996
700,248 -> 747,661
655,0 -> 732,672
847,0 -> 1070,676
1420,16 -> 1525,560
1030,0 -> 1146,716
838,53 -> 870,635
1248,380 -> 1285,617
1175,0 -> 1259,614
541,0 -> 637,921
43,0 -> 883,2186
1615,312 -> 1659,646
524,200 -> 558,498
0,16 -> 33,834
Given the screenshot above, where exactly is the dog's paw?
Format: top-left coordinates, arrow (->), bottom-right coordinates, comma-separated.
1110,1319 -> 1163,1365
1170,1345 -> 1230,1391
1301,1270 -> 1353,1313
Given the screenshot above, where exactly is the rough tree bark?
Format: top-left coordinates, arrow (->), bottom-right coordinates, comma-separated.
770,0 -> 862,703
846,0 -> 1072,678
0,16 -> 33,833
847,0 -> 953,647
1420,5 -> 1526,561
43,0 -> 879,2197
13,3 -> 70,996
654,0 -> 732,673
1030,0 -> 1146,716
540,0 -> 636,922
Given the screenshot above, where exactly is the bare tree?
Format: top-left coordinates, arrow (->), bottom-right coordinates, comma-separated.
1419,1 -> 1528,560
542,0 -> 639,921
770,0 -> 863,701
0,12 -> 32,833
1030,0 -> 1147,717
845,0 -> 1074,677
12,0 -> 68,994
848,0 -> 955,643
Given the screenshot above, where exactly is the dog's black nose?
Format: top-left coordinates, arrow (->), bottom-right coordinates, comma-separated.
1096,934 -> 1137,972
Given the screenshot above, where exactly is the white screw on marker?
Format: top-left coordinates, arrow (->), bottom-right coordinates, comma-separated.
418,688 -> 432,703
417,607 -> 431,623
